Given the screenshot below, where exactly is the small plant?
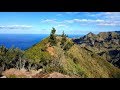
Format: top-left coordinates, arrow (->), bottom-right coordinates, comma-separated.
63,41 -> 74,51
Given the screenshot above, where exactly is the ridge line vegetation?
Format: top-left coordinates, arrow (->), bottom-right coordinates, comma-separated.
0,28 -> 120,78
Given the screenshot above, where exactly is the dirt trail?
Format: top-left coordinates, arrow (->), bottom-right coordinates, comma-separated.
2,68 -> 42,78
2,68 -> 72,78
46,47 -> 55,56
45,72 -> 71,78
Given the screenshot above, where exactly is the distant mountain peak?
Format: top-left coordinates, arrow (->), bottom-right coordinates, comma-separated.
115,31 -> 120,34
86,32 -> 96,37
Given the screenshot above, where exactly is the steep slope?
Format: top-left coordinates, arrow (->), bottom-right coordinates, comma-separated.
23,37 -> 53,71
24,35 -> 120,78
66,45 -> 120,78
73,31 -> 120,68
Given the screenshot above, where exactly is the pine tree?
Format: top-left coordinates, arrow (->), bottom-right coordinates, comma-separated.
49,27 -> 57,46
61,31 -> 65,37
61,31 -> 67,48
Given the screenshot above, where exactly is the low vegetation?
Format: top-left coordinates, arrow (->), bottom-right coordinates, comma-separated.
0,28 -> 120,78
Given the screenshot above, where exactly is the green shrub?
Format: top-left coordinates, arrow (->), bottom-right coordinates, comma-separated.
60,31 -> 67,48
111,71 -> 120,78
63,41 -> 74,51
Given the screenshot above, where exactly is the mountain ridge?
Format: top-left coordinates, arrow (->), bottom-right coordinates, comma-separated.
73,31 -> 120,68
24,30 -> 120,78
1,29 -> 120,78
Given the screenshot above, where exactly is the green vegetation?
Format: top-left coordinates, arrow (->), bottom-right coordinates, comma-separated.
0,45 -> 24,71
24,37 -> 52,70
49,27 -> 57,46
63,41 -> 74,51
61,31 -> 67,48
0,28 -> 120,78
66,45 -> 120,78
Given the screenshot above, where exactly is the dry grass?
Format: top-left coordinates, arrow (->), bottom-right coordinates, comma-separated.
2,68 -> 42,78
66,44 -> 120,78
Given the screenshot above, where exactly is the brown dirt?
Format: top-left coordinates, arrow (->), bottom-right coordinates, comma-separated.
32,72 -> 71,78
2,68 -> 74,78
2,68 -> 42,78
46,72 -> 71,78
45,42 -> 56,56
46,46 -> 55,56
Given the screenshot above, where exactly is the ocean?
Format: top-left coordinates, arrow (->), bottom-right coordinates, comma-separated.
0,34 -> 84,50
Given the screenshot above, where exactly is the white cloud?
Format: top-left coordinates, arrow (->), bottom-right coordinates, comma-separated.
40,12 -> 120,27
63,19 -> 105,24
83,12 -> 104,18
63,20 -> 74,23
97,21 -> 120,26
55,24 -> 69,28
74,19 -> 104,23
105,12 -> 113,15
93,12 -> 120,26
0,25 -> 32,29
41,19 -> 57,23
88,12 -> 120,20
56,14 -> 62,16
63,18 -> 120,26
104,12 -> 120,20
41,18 -> 105,24
97,23 -> 117,26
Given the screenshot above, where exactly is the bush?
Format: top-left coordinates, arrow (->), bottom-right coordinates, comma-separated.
42,55 -> 65,73
73,57 -> 79,64
63,41 -> 74,51
111,71 -> 120,78
0,46 -> 24,70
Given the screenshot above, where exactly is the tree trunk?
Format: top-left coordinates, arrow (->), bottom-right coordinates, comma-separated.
22,60 -> 25,69
2,63 -> 5,71
16,62 -> 19,69
19,57 -> 21,70
28,63 -> 31,71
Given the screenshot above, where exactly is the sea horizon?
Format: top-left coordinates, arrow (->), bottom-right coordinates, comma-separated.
0,34 -> 84,50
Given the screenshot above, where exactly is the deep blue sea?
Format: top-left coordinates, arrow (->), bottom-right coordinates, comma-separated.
0,34 -> 84,50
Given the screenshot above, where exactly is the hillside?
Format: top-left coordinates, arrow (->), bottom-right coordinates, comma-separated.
24,31 -> 120,78
1,29 -> 120,78
73,31 -> 120,68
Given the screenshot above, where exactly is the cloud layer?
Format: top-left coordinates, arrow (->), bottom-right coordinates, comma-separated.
0,25 -> 32,29
40,12 -> 120,27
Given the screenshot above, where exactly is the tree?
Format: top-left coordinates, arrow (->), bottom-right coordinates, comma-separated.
0,45 -> 9,71
61,31 -> 65,37
49,27 -> 57,46
61,31 -> 67,48
14,48 -> 24,70
51,27 -> 56,35
0,45 -> 25,71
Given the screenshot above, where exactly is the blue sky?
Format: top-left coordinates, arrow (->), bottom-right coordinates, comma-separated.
0,12 -> 120,34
